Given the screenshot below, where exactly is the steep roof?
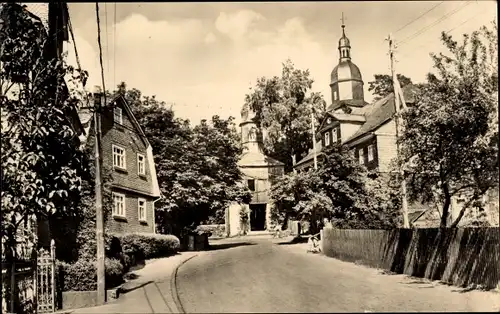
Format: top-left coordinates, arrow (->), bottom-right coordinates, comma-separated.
238,151 -> 284,168
344,84 -> 419,145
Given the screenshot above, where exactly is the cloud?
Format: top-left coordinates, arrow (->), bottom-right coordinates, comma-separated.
215,10 -> 264,41
204,32 -> 217,44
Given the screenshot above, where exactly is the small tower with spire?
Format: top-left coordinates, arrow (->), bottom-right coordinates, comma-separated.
329,13 -> 366,110
339,13 -> 351,61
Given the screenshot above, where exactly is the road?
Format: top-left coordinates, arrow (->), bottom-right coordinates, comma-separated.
176,237 -> 499,313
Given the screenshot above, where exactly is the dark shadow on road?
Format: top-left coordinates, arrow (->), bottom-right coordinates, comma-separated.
208,242 -> 256,251
119,280 -> 154,294
277,236 -> 308,245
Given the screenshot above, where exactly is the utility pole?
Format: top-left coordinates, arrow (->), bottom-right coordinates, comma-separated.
93,85 -> 106,304
311,105 -> 318,170
387,34 -> 410,228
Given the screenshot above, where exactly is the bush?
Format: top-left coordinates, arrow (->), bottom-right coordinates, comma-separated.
196,224 -> 226,238
115,233 -> 180,260
58,258 -> 124,292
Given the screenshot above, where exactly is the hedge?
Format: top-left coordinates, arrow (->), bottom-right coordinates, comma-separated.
196,224 -> 226,238
59,233 -> 180,292
58,258 -> 124,291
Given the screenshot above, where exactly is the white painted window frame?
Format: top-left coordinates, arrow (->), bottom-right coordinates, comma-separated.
332,128 -> 338,143
368,144 -> 375,162
137,153 -> 146,175
114,107 -> 123,124
138,198 -> 147,222
112,144 -> 126,169
324,132 -> 330,146
112,192 -> 126,218
358,148 -> 365,165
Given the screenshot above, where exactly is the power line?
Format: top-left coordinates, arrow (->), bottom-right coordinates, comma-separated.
67,12 -> 90,107
398,9 -> 491,59
398,1 -> 473,46
394,1 -> 444,34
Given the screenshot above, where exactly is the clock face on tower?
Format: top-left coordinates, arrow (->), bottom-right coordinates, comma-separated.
327,118 -> 332,124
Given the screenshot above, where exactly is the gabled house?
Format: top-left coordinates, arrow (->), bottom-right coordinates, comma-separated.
295,20 -> 499,228
79,95 -> 161,234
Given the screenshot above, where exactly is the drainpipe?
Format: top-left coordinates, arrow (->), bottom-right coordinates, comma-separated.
152,194 -> 163,234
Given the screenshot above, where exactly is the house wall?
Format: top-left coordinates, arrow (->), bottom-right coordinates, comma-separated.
107,192 -> 155,234
98,101 -> 156,234
374,120 -> 397,173
340,122 -> 362,142
100,104 -> 153,196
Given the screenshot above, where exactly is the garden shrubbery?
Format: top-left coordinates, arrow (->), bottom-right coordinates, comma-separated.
196,224 -> 226,238
59,233 -> 180,292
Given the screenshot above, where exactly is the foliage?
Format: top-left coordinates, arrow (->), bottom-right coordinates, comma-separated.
368,73 -> 413,101
114,233 -> 180,260
1,3 -> 88,255
58,258 -> 124,292
110,83 -> 251,237
270,145 -> 400,231
195,224 -> 226,238
399,22 -> 498,228
244,59 -> 327,172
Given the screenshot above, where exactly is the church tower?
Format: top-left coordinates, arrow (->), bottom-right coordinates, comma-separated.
329,14 -> 366,110
240,103 -> 263,153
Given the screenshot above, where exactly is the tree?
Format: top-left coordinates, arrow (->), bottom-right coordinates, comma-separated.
368,73 -> 413,101
399,21 -> 498,228
270,144 -> 400,232
1,3 -> 86,241
244,59 -> 327,172
110,83 -> 251,236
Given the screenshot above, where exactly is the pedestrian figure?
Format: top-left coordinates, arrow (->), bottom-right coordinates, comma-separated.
273,223 -> 282,238
307,233 -> 321,253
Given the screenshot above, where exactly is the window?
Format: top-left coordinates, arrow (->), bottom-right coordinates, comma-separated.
333,91 -> 338,100
114,107 -> 123,124
358,148 -> 365,165
113,145 -> 126,169
137,153 -> 145,175
368,144 -> 375,162
247,179 -> 255,191
332,128 -> 338,143
138,198 -> 147,222
112,193 -> 126,217
324,132 -> 330,146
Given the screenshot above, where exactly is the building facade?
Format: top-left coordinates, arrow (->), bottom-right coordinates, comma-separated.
226,105 -> 284,236
294,20 -> 499,227
79,95 -> 161,234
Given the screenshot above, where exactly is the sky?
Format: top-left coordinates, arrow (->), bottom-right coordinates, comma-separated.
66,1 -> 497,125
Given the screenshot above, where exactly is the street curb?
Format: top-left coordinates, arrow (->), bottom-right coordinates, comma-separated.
169,254 -> 198,313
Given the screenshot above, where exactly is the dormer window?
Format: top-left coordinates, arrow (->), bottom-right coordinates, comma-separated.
114,107 -> 123,124
332,128 -> 338,143
324,132 -> 330,146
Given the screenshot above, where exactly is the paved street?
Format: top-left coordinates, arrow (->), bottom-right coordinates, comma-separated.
176,237 -> 499,313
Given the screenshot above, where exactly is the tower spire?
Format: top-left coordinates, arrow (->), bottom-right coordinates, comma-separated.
338,13 -> 351,61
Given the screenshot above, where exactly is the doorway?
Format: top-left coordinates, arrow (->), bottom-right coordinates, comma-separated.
250,204 -> 267,231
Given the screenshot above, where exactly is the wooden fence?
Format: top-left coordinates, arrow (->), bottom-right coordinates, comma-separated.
322,227 -> 500,290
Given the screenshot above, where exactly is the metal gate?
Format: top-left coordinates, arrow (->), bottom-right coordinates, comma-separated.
36,240 -> 56,313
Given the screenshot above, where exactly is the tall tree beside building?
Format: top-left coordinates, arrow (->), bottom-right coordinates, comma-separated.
244,59 -> 327,172
400,21 -> 498,228
1,3 -> 86,241
110,83 -> 251,236
368,74 -> 413,101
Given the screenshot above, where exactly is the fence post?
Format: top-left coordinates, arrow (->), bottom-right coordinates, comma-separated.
320,229 -> 324,254
50,240 -> 55,313
10,259 -> 15,314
